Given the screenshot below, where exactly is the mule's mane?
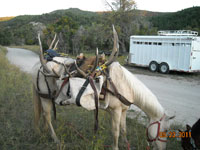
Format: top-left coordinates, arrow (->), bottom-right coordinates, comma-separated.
109,62 -> 164,119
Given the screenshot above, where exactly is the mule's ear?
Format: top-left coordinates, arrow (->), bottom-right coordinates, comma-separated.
165,115 -> 175,121
178,129 -> 183,132
186,124 -> 192,130
101,53 -> 106,60
77,53 -> 85,59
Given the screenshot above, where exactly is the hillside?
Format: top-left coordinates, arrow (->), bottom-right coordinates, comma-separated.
0,8 -> 100,46
150,6 -> 200,33
0,7 -> 199,53
0,8 -> 99,28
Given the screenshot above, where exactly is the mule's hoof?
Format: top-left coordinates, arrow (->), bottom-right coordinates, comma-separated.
54,138 -> 60,144
146,146 -> 150,150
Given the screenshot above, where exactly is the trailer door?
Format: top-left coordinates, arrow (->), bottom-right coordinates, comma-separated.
191,39 -> 200,71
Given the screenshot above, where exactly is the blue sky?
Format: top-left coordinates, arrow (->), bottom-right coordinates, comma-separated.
0,0 -> 199,17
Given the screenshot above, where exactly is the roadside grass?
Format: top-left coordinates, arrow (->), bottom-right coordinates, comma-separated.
10,45 -> 40,54
0,46 -> 182,149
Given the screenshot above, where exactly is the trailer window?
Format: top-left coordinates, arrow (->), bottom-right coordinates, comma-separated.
133,41 -> 137,44
186,43 -> 191,47
153,42 -> 157,45
181,43 -> 185,46
158,43 -> 162,45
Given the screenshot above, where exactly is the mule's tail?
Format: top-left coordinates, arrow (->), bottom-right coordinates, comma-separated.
32,84 -> 42,129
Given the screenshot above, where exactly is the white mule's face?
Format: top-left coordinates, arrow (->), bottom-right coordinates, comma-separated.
148,115 -> 175,150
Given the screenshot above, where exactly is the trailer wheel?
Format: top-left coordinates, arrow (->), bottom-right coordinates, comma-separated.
149,61 -> 158,72
159,62 -> 169,74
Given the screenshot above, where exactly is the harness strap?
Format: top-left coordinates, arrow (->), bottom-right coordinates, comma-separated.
44,74 -> 57,120
75,77 -> 99,132
38,92 -> 51,99
36,66 -> 57,120
104,78 -> 132,106
75,78 -> 90,106
36,66 -> 42,92
54,77 -> 69,100
100,69 -> 132,106
88,76 -> 99,132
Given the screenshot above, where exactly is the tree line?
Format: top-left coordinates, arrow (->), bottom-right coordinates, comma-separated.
0,1 -> 199,55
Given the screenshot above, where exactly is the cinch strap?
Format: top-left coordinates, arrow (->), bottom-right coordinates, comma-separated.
75,78 -> 90,106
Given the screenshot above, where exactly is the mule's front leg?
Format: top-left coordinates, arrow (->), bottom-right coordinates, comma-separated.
120,109 -> 128,145
111,108 -> 122,150
41,98 -> 60,144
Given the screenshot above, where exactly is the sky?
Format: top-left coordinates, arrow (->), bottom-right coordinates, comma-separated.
0,0 -> 199,17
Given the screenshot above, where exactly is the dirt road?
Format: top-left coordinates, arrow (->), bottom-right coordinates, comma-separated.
6,47 -> 200,125
132,73 -> 199,125
6,47 -> 39,73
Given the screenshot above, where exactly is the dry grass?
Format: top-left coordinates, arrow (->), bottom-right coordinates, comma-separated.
0,16 -> 15,22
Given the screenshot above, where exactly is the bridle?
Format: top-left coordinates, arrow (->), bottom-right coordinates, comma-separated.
146,114 -> 167,143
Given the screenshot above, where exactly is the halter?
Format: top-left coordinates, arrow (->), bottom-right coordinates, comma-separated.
146,114 -> 167,143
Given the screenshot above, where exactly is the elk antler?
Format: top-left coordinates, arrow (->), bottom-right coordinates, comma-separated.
90,48 -> 99,74
49,34 -> 57,49
53,40 -> 59,50
75,48 -> 99,78
105,25 -> 119,66
38,33 -> 52,74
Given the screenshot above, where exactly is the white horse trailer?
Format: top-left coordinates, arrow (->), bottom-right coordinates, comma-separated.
129,30 -> 200,73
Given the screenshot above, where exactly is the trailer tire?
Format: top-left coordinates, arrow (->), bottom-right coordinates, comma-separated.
159,62 -> 169,74
149,61 -> 158,72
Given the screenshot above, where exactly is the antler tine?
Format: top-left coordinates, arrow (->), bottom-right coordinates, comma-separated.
53,40 -> 59,50
90,48 -> 99,74
38,33 -> 52,73
49,34 -> 57,49
74,60 -> 88,78
105,25 -> 119,66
